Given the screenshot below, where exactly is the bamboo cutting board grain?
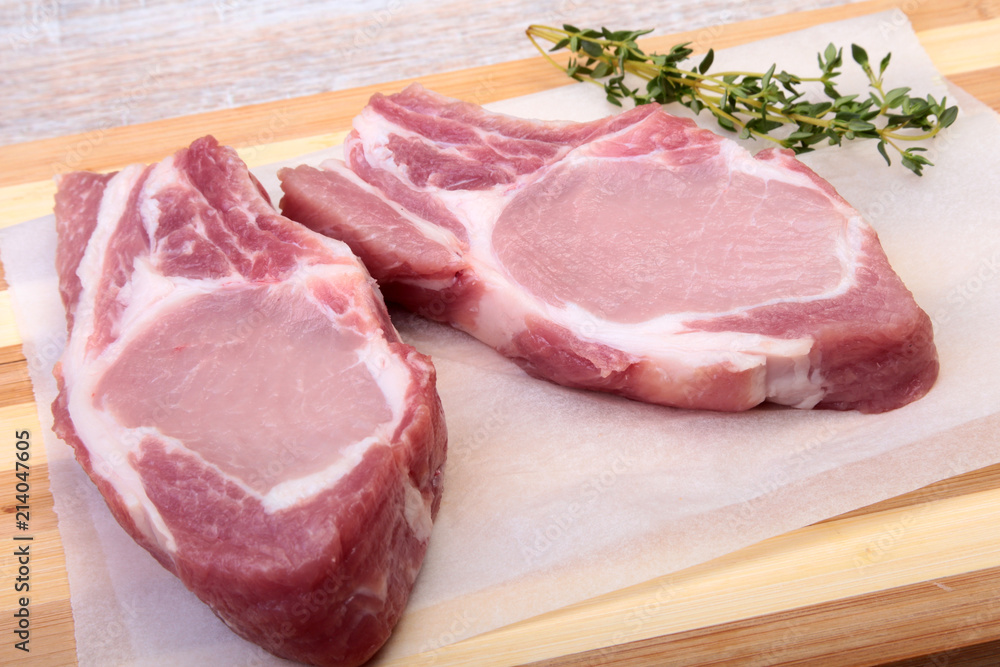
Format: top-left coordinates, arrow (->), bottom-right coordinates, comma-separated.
2,1 -> 1000,665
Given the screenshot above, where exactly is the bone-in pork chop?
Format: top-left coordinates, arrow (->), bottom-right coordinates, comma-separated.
52,136 -> 446,666
279,84 -> 938,413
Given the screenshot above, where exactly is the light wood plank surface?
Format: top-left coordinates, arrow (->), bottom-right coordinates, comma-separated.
2,0 -> 1000,665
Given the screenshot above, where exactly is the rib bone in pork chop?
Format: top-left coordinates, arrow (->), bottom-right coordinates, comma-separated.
279,84 -> 937,413
52,136 -> 446,666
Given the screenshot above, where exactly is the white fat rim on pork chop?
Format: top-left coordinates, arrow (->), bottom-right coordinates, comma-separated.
349,115 -> 866,409
62,160 -> 418,556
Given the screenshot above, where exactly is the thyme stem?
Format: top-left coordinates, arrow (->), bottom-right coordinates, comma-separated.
526,24 -> 959,175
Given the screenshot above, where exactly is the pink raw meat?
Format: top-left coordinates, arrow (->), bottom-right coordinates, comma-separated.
51,136 -> 446,666
279,84 -> 938,413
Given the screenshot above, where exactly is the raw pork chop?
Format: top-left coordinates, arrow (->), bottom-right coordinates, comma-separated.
279,84 -> 938,413
52,136 -> 446,667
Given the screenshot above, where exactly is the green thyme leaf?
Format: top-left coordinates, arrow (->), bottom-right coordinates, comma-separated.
525,23 -> 959,174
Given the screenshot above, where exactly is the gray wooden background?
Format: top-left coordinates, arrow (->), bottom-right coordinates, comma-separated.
1,0 -> 860,146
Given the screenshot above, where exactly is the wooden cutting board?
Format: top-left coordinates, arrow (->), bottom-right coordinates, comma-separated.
2,0 -> 1000,665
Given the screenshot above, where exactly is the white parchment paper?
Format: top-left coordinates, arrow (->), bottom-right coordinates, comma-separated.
3,11 -> 1000,666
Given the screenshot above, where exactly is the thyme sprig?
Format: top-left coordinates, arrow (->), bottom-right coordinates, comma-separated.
526,24 -> 958,175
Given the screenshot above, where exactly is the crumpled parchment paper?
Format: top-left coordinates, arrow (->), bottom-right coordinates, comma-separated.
2,10 -> 999,666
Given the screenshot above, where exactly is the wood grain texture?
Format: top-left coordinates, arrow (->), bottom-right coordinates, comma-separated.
879,639 -> 1000,667
951,65 -> 1000,110
528,565 -> 1000,666
0,0 -> 999,665
1,0 -> 864,147
0,359 -> 32,408
2,0 -> 996,191
380,469 -> 1000,666
0,403 -> 75,666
